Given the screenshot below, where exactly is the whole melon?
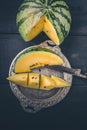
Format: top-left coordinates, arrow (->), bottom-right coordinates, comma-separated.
16,0 -> 71,45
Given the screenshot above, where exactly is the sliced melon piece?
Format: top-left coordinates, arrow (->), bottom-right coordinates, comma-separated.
7,73 -> 40,89
7,73 -> 28,87
28,73 -> 40,89
14,50 -> 64,73
43,16 -> 59,44
51,75 -> 70,88
40,75 -> 56,90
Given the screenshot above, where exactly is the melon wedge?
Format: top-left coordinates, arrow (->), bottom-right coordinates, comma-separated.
14,50 -> 64,73
7,73 -> 28,87
40,75 -> 56,90
51,75 -> 70,88
28,73 -> 40,89
43,16 -> 59,45
7,73 -> 40,89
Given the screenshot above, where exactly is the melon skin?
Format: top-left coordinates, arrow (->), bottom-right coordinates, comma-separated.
14,48 -> 64,73
16,0 -> 71,45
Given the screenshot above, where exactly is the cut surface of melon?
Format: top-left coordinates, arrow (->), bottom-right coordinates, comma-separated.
14,51 -> 64,73
51,75 -> 70,88
26,16 -> 45,41
28,73 -> 40,89
43,16 -> 59,45
7,73 -> 28,87
26,16 -> 59,44
40,75 -> 56,90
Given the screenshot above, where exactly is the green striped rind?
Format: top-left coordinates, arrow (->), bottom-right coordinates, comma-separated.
16,0 -> 71,44
16,1 -> 44,41
47,1 -> 71,43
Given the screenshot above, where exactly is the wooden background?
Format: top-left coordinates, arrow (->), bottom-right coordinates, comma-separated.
0,0 -> 87,129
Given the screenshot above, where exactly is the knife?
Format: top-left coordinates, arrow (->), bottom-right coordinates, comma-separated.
32,65 -> 87,79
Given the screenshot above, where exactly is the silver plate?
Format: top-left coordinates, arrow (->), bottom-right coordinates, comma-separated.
8,40 -> 72,113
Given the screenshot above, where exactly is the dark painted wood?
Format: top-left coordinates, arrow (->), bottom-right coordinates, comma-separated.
0,0 -> 87,130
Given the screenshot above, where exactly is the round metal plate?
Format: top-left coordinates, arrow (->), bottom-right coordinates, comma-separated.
8,40 -> 72,113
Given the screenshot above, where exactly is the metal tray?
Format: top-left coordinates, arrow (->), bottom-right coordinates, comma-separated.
8,40 -> 72,113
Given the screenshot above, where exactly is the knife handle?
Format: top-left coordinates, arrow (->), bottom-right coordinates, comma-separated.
57,65 -> 81,75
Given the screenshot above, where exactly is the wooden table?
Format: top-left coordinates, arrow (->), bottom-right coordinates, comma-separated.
0,0 -> 87,129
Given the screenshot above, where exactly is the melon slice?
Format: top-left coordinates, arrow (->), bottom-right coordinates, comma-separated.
28,73 -> 40,89
40,75 -> 56,90
7,73 -> 28,87
43,16 -> 59,44
51,75 -> 70,88
7,73 -> 40,89
14,50 -> 64,73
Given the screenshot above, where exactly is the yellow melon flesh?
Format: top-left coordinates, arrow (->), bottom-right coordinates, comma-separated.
7,73 -> 70,90
43,16 -> 59,45
26,16 -> 45,41
7,73 -> 28,87
26,16 -> 59,45
28,73 -> 40,89
40,75 -> 56,90
7,73 -> 40,89
14,51 -> 64,73
51,75 -> 70,88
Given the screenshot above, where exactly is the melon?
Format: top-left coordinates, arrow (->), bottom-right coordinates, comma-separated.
7,73 -> 28,87
40,75 -> 56,90
14,48 -> 64,73
16,0 -> 71,45
7,73 -> 70,90
7,73 -> 40,89
51,75 -> 70,87
28,73 -> 40,89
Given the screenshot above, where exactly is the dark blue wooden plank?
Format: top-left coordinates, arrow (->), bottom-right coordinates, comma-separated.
61,35 -> 87,71
0,0 -> 87,129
